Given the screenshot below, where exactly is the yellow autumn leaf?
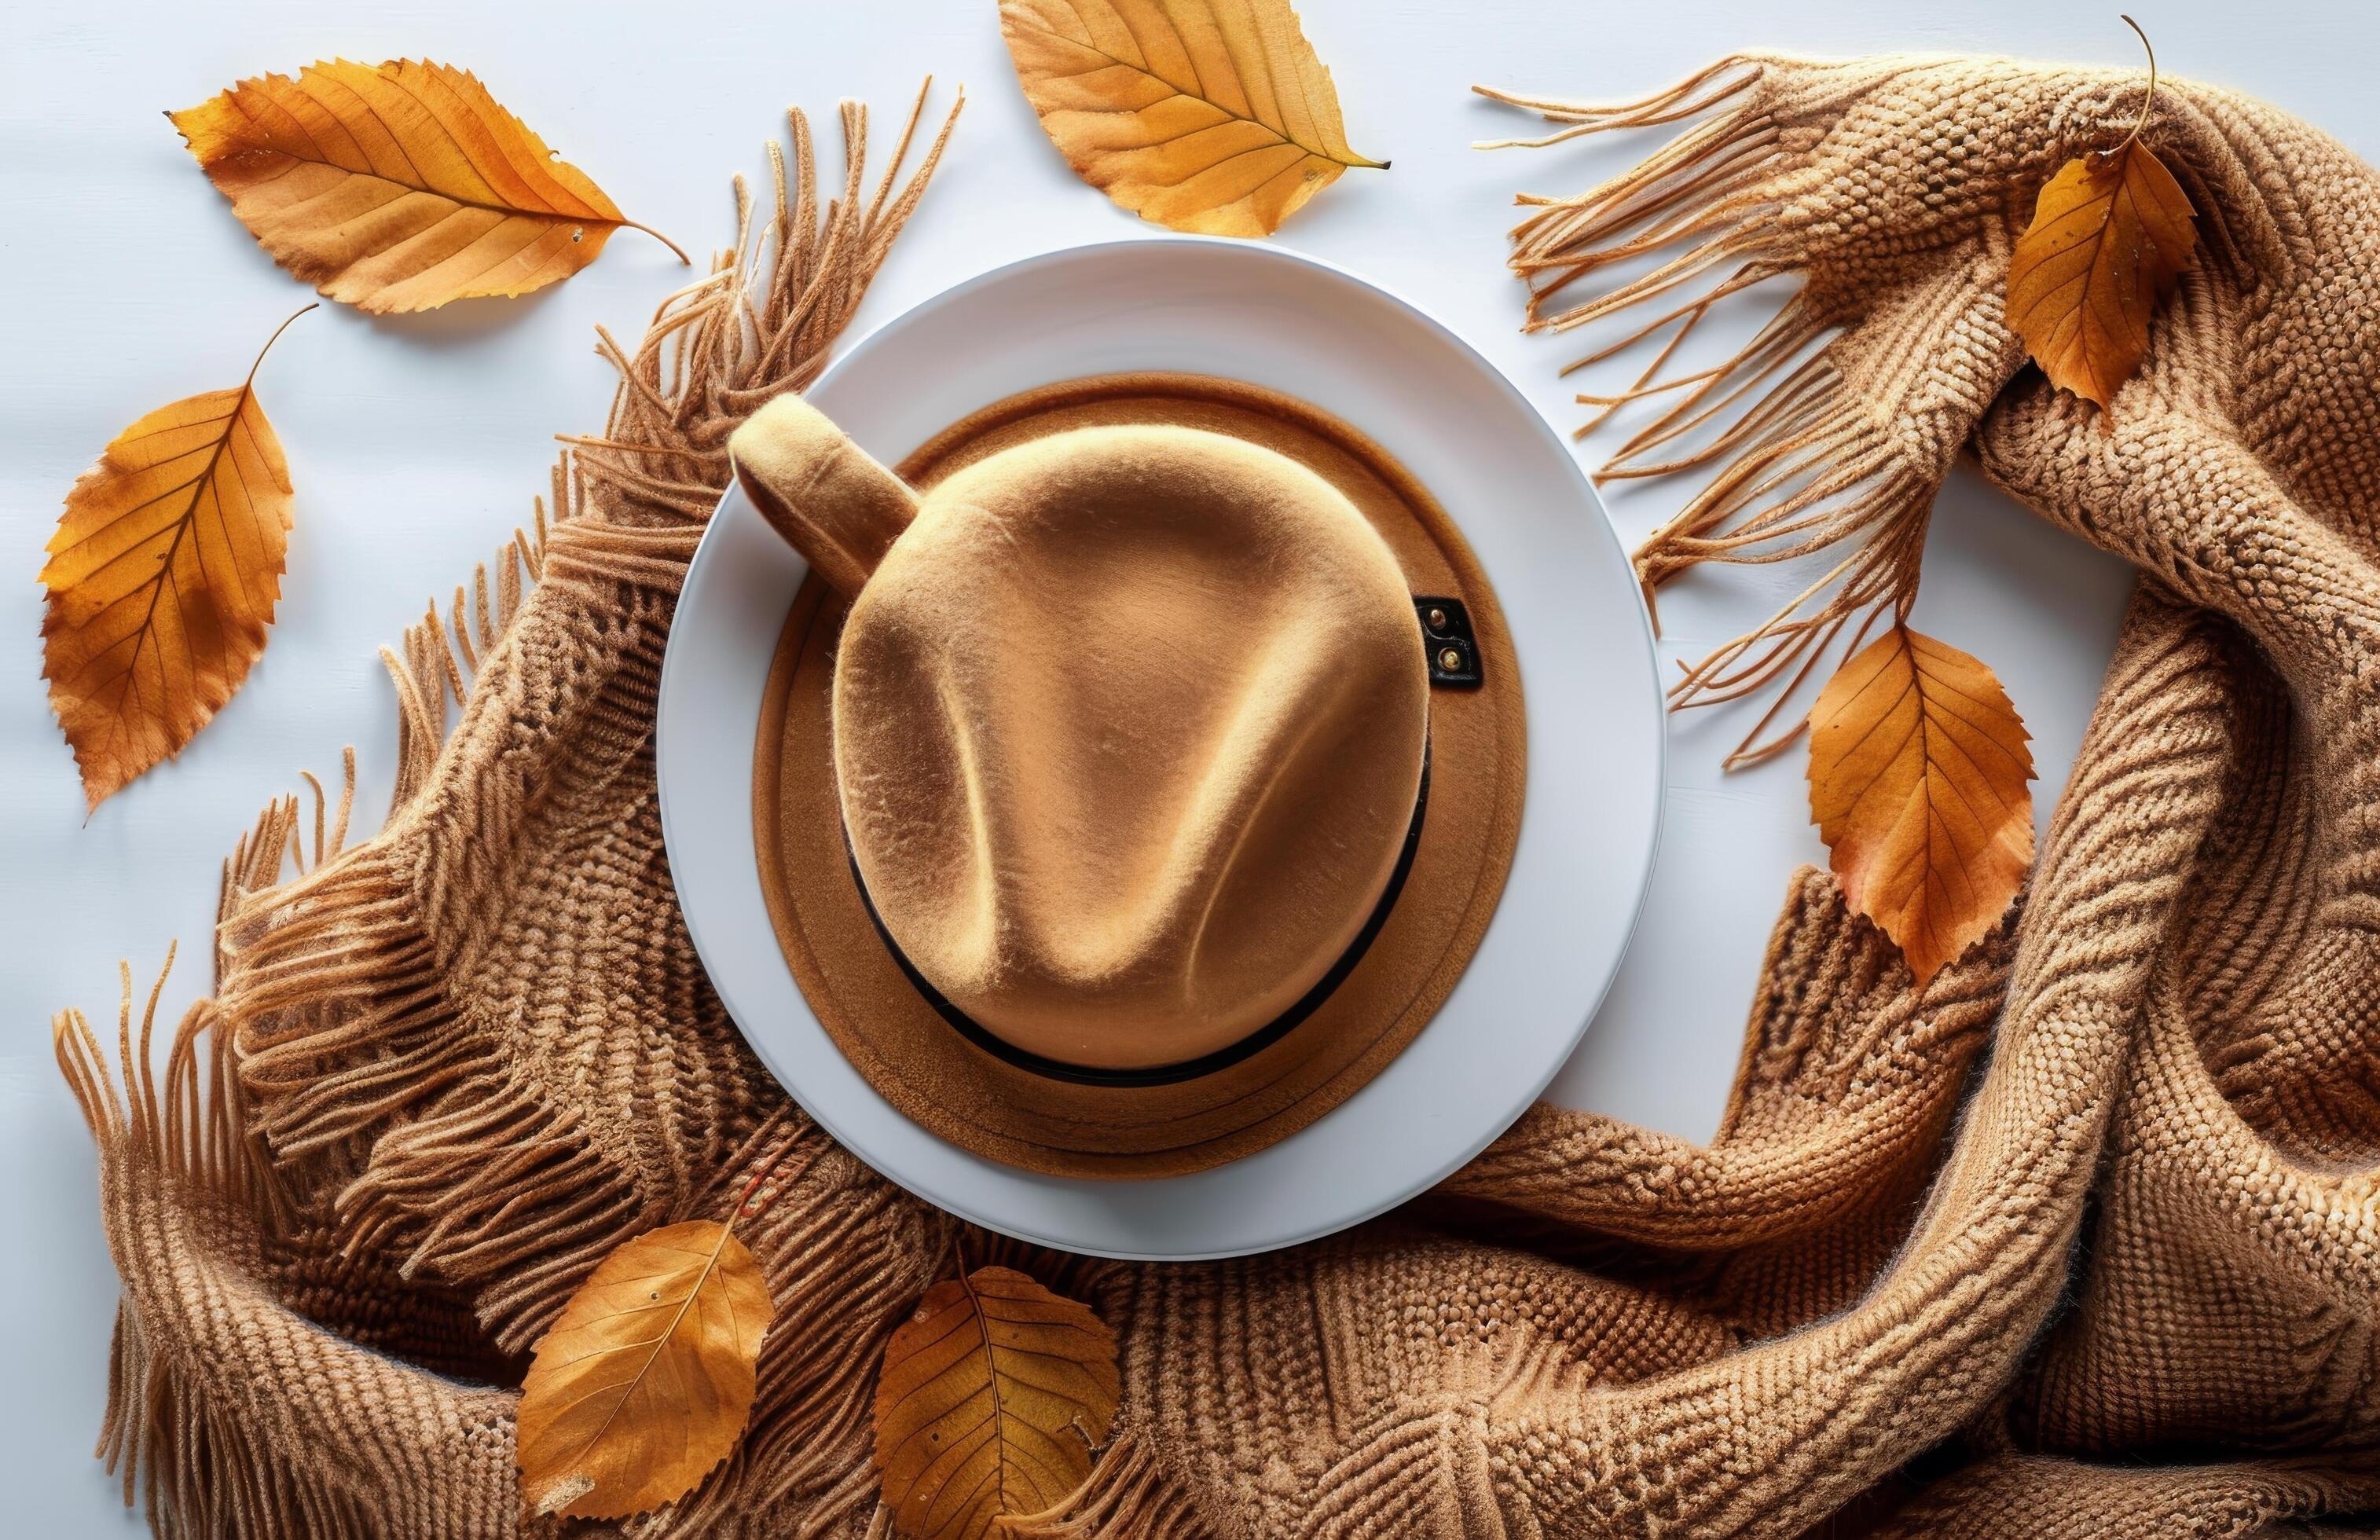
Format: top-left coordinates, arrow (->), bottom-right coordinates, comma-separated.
1807,625 -> 2034,986
41,307 -> 311,812
998,0 -> 1384,236
2004,18 -> 2197,410
874,1266 -> 1120,1540
171,59 -> 686,314
517,1219 -> 774,1520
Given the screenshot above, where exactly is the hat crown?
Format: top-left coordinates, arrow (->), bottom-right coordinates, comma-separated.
735,400 -> 1428,1072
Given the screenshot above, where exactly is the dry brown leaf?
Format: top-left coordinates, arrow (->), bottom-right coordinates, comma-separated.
875,1266 -> 1120,1540
1807,625 -> 2034,985
42,307 -> 311,812
171,59 -> 686,313
517,1219 -> 773,1520
998,0 -> 1384,236
2005,19 -> 2196,410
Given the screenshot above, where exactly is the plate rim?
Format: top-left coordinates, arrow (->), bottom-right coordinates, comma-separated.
658,233 -> 1666,1260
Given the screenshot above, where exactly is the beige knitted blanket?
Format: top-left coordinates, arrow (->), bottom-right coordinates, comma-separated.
55,57 -> 2380,1538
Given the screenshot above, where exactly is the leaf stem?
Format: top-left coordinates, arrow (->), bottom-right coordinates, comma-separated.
622,218 -> 692,265
244,302 -> 318,388
2119,14 -> 2157,150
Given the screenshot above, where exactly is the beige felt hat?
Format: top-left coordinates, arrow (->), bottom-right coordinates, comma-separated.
731,373 -> 1523,1178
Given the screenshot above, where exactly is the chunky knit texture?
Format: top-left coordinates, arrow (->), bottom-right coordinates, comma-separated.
52,57 -> 2380,1537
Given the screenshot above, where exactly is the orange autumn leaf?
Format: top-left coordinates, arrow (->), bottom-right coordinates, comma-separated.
171,59 -> 686,314
1807,625 -> 2034,985
2005,18 -> 2197,410
41,307 -> 312,812
516,1219 -> 773,1520
999,0 -> 1384,237
874,1266 -> 1120,1540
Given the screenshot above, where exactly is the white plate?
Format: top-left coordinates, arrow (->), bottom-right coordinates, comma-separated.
658,237 -> 1663,1260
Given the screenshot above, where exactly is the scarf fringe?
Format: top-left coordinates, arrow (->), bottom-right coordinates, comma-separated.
208,515 -> 639,1351
60,949 -> 533,1539
1489,58 -> 1939,767
210,548 -> 723,1357
56,957 -> 393,1538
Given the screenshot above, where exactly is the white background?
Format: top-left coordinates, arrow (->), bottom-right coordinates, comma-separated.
1,2 -> 2363,1530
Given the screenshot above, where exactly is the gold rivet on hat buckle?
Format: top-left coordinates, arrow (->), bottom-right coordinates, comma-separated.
1438,647 -> 1463,672
1426,607 -> 1449,630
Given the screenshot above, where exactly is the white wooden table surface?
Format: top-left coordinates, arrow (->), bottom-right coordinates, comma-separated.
5,1 -> 2366,1528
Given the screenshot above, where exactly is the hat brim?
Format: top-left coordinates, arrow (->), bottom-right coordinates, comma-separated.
753,373 -> 1524,1178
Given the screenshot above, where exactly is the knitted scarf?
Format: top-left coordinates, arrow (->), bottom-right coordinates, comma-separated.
55,55 -> 2380,1538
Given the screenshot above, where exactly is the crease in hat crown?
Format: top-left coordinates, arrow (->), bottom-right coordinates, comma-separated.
729,393 -> 1430,1072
